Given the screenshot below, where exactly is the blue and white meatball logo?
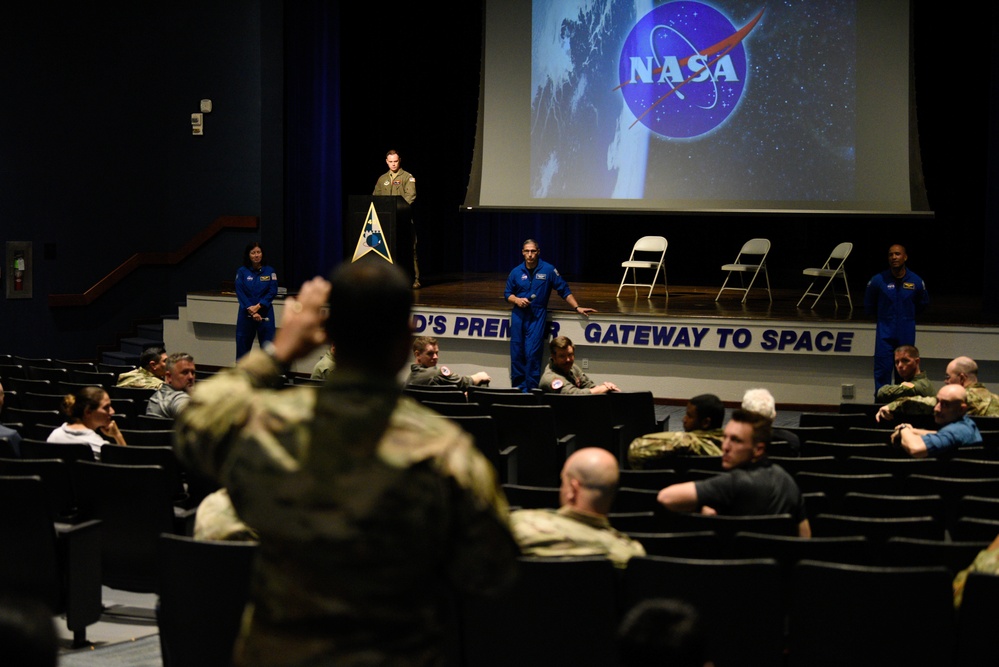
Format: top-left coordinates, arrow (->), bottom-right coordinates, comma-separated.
617,3 -> 763,139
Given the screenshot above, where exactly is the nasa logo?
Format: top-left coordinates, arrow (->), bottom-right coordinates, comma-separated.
617,2 -> 763,139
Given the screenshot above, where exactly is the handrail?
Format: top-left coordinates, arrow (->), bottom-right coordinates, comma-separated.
49,215 -> 259,307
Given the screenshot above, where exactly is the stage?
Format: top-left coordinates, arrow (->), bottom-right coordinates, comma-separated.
165,273 -> 999,409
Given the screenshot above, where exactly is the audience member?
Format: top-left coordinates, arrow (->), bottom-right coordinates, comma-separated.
47,386 -> 127,458
741,387 -> 800,454
174,261 -> 518,666
953,532 -> 999,609
0,381 -> 23,457
309,343 -> 335,381
875,345 -> 935,402
539,336 -> 619,394
617,598 -> 713,667
406,336 -> 490,389
628,394 -> 725,469
657,409 -> 811,537
505,238 -> 596,392
877,355 -> 999,421
890,384 -> 982,457
115,346 -> 167,389
510,447 -> 645,568
146,353 -> 196,419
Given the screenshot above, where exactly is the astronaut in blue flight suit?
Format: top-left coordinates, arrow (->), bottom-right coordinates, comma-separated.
235,242 -> 279,360
864,244 -> 929,397
504,239 -> 595,391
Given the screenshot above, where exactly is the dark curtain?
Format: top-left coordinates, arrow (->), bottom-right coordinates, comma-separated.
283,0 -> 342,288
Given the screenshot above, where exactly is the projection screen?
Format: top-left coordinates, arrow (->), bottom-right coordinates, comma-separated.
465,0 -> 923,214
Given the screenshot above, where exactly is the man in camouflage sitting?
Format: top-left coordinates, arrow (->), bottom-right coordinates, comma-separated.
877,356 -> 999,422
510,447 -> 645,568
628,394 -> 725,469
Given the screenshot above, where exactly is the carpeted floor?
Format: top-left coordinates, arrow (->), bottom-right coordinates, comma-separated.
59,635 -> 162,667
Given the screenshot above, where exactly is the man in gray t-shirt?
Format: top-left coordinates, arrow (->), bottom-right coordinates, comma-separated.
657,408 -> 810,538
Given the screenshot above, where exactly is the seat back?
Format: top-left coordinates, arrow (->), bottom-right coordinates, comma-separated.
623,555 -> 785,667
460,556 -> 618,667
0,475 -> 64,610
440,414 -> 502,480
790,561 -> 954,667
73,460 -> 179,592
633,235 -> 667,253
829,241 -> 853,260
488,404 -> 564,486
738,237 -> 769,256
0,457 -> 78,521
157,534 -> 257,667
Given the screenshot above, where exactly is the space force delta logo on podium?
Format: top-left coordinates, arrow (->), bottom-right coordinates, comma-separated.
352,202 -> 394,264
617,2 -> 764,139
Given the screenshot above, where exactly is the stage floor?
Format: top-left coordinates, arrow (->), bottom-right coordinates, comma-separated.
412,273 -> 992,328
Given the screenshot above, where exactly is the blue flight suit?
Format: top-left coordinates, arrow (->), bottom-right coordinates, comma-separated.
864,267 -> 929,394
505,259 -> 572,391
236,264 -> 278,360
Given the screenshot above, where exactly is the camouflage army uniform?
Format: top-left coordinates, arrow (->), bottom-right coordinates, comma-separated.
883,383 -> 999,417
406,363 -> 474,390
539,361 -> 595,394
175,350 -> 519,667
115,366 -> 163,389
193,488 -> 258,542
627,429 -> 725,469
953,543 -> 999,608
875,371 -> 935,402
510,506 -> 646,568
309,348 -> 335,380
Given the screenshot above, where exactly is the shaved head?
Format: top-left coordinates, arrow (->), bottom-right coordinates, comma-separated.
561,448 -> 619,514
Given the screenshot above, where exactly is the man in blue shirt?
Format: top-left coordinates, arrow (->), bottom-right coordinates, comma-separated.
504,239 -> 595,391
864,244 -> 929,396
891,384 -> 982,457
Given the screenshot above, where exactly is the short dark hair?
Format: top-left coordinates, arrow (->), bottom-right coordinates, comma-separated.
242,241 -> 263,269
326,261 -> 413,373
413,336 -> 438,355
385,149 -> 399,158
522,238 -> 540,251
894,344 -> 919,358
549,335 -> 573,355
728,408 -> 773,446
688,394 -> 724,430
165,352 -> 194,372
617,598 -> 708,667
139,347 -> 166,370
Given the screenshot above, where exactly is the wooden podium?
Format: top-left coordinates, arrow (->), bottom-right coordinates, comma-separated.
346,195 -> 415,283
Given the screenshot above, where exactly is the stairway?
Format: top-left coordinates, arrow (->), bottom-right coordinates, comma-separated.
100,322 -> 166,367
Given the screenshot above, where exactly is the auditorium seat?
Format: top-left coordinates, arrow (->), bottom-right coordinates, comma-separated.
461,556 -> 618,667
537,393 -> 624,459
0,475 -> 103,648
157,534 -> 258,667
811,513 -> 944,542
436,414 -> 502,480
611,487 -> 660,513
617,468 -> 680,490
501,483 -> 559,510
0,457 -> 78,522
789,561 -> 954,667
656,511 -> 797,540
625,531 -> 721,558
73,461 -> 196,592
798,411 -> 868,431
488,404 -> 571,487
403,387 -> 466,404
421,400 -> 488,417
881,537 -> 989,573
623,555 -> 784,667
